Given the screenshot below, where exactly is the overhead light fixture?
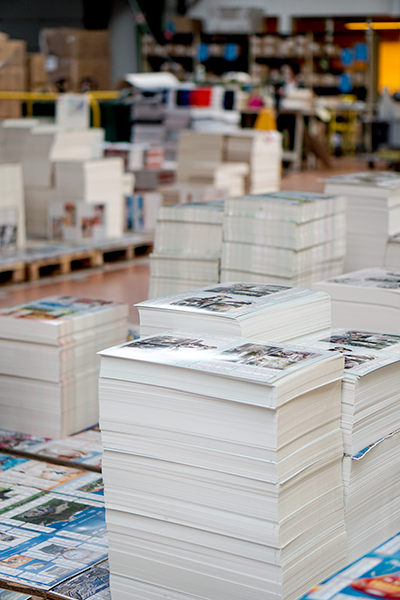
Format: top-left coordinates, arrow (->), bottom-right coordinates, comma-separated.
345,22 -> 400,30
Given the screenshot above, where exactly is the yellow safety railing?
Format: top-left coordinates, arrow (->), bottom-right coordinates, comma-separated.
0,91 -> 121,128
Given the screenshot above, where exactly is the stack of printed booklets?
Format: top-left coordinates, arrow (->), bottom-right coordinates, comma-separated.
323,171 -> 400,272
0,451 -> 107,594
0,163 -> 26,251
220,191 -> 346,287
314,267 -> 400,334
184,161 -> 249,198
225,130 -> 282,194
149,202 -> 224,298
0,296 -> 128,438
298,328 -> 400,563
138,282 -> 332,341
99,331 -> 346,600
0,119 -> 39,162
52,157 -> 125,240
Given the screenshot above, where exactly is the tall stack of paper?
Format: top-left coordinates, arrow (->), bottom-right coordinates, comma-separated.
138,282 -> 332,341
53,158 -> 125,238
225,130 -> 282,194
148,202 -> 224,297
176,131 -> 226,182
99,332 -> 346,600
0,163 -> 26,250
0,296 -> 128,438
323,172 -> 400,271
1,119 -> 39,162
314,267 -> 400,333
221,191 -> 346,287
185,161 -> 249,197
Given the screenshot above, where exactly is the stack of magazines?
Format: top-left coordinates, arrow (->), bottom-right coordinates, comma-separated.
99,332 -> 346,600
314,267 -> 400,333
0,296 -> 128,438
137,282 -> 332,342
323,171 -> 400,271
148,202 -> 224,298
220,191 -> 346,287
297,328 -> 400,563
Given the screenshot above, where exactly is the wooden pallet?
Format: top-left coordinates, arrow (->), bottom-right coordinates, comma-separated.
26,249 -> 102,281
0,260 -> 25,283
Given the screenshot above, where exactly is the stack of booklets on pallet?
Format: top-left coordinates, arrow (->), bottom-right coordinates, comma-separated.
184,161 -> 249,198
148,202 -> 224,298
220,191 -> 346,287
299,530 -> 400,600
99,332 -> 346,600
0,296 -> 128,438
52,158 -> 125,240
0,163 -> 26,251
0,119 -> 39,162
138,282 -> 331,341
323,171 -> 400,271
225,130 -> 282,194
297,328 -> 400,563
314,267 -> 400,333
0,453 -> 107,594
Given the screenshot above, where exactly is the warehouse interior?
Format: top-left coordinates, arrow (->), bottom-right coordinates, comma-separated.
0,1 -> 400,599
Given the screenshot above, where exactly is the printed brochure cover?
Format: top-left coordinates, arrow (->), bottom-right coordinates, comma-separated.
328,268 -> 400,290
0,431 -> 50,453
301,531 -> 400,599
137,282 -> 321,316
319,330 -> 400,352
0,455 -> 86,492
49,559 -> 110,599
0,492 -> 107,590
0,297 -> 118,322
108,332 -> 331,385
325,171 -> 400,188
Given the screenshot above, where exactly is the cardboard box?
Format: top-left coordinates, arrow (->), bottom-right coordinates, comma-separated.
169,16 -> 202,33
49,57 -> 110,91
7,40 -> 27,65
0,65 -> 27,91
27,53 -> 47,88
40,28 -> 110,57
0,100 -> 21,118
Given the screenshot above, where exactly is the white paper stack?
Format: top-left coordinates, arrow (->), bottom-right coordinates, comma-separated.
385,231 -> 400,267
157,183 -> 228,206
99,332 -> 346,600
0,163 -> 26,250
0,296 -> 128,438
221,191 -> 346,287
148,202 -> 224,298
186,161 -> 249,197
323,171 -> 400,271
53,158 -> 125,238
1,119 -> 39,162
225,130 -> 282,194
49,128 -> 105,162
22,124 -> 60,187
314,267 -> 400,333
176,131 -> 226,182
138,282 -> 332,341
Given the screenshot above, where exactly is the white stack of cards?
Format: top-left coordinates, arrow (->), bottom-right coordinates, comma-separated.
0,163 -> 26,250
314,267 -> 400,334
225,130 -> 282,194
185,161 -> 249,198
323,172 -> 400,271
49,128 -> 105,162
53,158 -> 125,239
176,131 -> 225,182
138,282 -> 332,342
148,202 -> 224,298
0,118 -> 39,162
99,332 -> 346,600
221,191 -> 346,287
0,296 -> 128,438
297,328 -> 400,563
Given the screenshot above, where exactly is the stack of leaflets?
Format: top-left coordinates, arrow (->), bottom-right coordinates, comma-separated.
0,296 -> 128,438
221,191 -> 346,287
48,559 -> 109,600
157,183 -> 227,206
0,164 -> 26,251
225,130 -> 282,194
48,201 -> 107,243
0,119 -> 39,163
149,202 -> 224,298
184,161 -> 249,198
385,231 -> 400,267
0,455 -> 107,594
137,282 -> 332,341
323,171 -> 400,271
53,158 -> 125,239
99,332 -> 346,600
313,267 -> 400,333
176,131 -> 226,183
299,530 -> 400,600
297,328 -> 400,563
0,429 -> 103,473
21,125 -> 60,188
49,130 -> 105,163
